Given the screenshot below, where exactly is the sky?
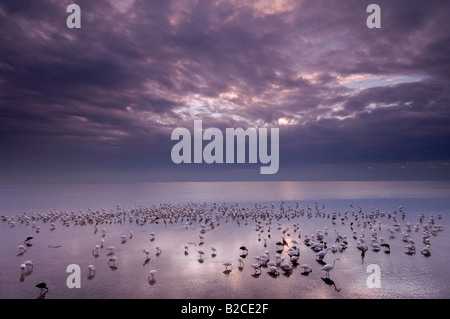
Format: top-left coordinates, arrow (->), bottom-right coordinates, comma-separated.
1,0 -> 450,183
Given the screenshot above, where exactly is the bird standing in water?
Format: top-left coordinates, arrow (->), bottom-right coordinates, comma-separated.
148,269 -> 157,283
24,237 -> 33,246
36,282 -> 48,294
321,259 -> 340,277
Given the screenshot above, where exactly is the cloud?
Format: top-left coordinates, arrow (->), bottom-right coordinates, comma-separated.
0,0 -> 449,182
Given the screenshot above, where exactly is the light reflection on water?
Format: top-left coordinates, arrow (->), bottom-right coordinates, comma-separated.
0,181 -> 449,299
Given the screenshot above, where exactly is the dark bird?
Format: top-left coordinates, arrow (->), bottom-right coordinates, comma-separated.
24,237 -> 33,246
239,246 -> 249,258
36,282 -> 49,293
381,243 -> 390,254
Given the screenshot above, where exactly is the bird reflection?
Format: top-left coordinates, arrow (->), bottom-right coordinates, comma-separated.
36,282 -> 49,297
316,259 -> 326,266
321,277 -> 341,292
3,199 -> 446,298
148,269 -> 157,284
36,291 -> 48,299
300,264 -> 312,276
24,237 -> 33,246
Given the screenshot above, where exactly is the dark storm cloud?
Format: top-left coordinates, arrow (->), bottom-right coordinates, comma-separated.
0,0 -> 449,182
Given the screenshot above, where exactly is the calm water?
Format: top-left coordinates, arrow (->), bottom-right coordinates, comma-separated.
0,181 -> 449,299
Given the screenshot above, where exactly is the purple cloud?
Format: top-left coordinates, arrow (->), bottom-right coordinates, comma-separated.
0,0 -> 449,182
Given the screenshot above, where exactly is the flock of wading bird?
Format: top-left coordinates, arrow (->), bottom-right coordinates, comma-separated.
4,201 -> 445,296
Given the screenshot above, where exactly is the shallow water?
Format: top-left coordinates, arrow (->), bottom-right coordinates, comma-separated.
0,181 -> 449,299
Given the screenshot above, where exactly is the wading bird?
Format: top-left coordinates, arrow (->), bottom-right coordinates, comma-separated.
24,237 -> 33,246
24,260 -> 34,272
109,256 -> 118,268
148,269 -> 157,281
237,257 -> 244,269
321,259 -> 340,277
36,282 -> 48,293
239,246 -> 248,255
88,265 -> 96,277
251,264 -> 261,275
300,264 -> 312,274
316,248 -> 330,260
18,245 -> 26,255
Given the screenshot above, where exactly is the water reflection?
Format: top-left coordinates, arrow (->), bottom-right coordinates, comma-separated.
0,193 -> 449,299
36,292 -> 48,299
321,277 -> 341,292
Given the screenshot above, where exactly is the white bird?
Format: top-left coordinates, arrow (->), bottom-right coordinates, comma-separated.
143,249 -> 151,259
316,248 -> 330,260
148,269 -> 157,281
237,257 -> 244,268
109,256 -> 118,268
321,259 -> 340,277
156,246 -> 162,255
92,245 -> 100,255
290,255 -> 299,264
24,260 -> 34,271
274,254 -> 282,263
223,262 -> 232,271
405,243 -> 416,254
211,247 -> 217,256
88,265 -> 96,276
280,262 -> 293,273
18,245 -> 27,254
260,254 -> 269,266
20,263 -> 26,275
268,266 -> 280,276
300,264 -> 312,273
251,264 -> 261,274
421,245 -> 431,256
